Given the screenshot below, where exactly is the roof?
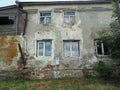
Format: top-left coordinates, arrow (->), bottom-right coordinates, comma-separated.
17,0 -> 113,6
0,5 -> 17,11
0,5 -> 26,13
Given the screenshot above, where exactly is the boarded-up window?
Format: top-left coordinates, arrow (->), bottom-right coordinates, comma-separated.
0,16 -> 15,25
64,12 -> 75,24
64,40 -> 79,57
37,40 -> 52,57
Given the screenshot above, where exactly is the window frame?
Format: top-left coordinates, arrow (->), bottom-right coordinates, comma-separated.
0,15 -> 15,25
95,40 -> 110,56
63,11 -> 75,24
40,11 -> 51,24
36,40 -> 52,57
63,40 -> 80,57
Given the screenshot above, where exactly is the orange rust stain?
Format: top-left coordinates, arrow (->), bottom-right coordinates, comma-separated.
0,37 -> 19,65
0,36 -> 7,47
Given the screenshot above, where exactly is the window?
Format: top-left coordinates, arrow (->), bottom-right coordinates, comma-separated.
0,16 -> 15,25
64,40 -> 79,57
40,12 -> 51,24
37,40 -> 52,57
64,11 -> 75,24
96,40 -> 109,55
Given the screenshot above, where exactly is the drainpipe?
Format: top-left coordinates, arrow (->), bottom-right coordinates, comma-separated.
23,12 -> 28,35
114,0 -> 120,25
16,0 -> 28,35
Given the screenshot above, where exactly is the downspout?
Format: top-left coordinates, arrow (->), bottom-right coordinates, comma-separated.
16,0 -> 28,35
17,9 -> 28,36
23,12 -> 28,35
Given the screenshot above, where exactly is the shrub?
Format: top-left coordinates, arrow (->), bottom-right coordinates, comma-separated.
93,61 -> 113,79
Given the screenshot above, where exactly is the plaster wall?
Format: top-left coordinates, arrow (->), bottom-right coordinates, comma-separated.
22,4 -> 112,71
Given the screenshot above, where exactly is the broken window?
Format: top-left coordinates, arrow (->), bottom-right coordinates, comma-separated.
64,40 -> 79,57
40,12 -> 51,24
37,40 -> 52,57
95,40 -> 110,55
0,16 -> 15,25
64,11 -> 75,24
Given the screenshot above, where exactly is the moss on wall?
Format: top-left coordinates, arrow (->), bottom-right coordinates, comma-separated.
0,36 -> 19,65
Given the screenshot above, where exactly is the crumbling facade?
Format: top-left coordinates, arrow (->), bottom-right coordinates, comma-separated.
0,0 -> 113,78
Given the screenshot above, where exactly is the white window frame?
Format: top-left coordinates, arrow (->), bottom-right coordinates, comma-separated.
37,40 -> 52,57
63,40 -> 79,57
40,12 -> 51,24
95,40 -> 109,56
64,11 -> 75,24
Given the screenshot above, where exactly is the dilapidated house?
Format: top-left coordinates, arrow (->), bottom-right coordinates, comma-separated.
0,0 -> 114,78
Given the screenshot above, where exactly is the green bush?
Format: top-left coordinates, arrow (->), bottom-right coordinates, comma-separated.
93,61 -> 113,79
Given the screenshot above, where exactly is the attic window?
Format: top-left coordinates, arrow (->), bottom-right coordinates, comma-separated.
0,16 -> 15,25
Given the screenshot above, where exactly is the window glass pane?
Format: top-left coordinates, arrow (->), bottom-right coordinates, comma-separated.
46,17 -> 51,23
104,43 -> 109,55
64,16 -> 69,23
65,43 -> 70,51
72,42 -> 78,56
64,12 -> 75,16
97,42 -> 102,55
43,12 -> 51,16
64,42 -> 71,56
40,17 -> 45,24
45,41 -> 51,56
70,16 -> 75,23
9,16 -> 15,20
38,42 -> 43,56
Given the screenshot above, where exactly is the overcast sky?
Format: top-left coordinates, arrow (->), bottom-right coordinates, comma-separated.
0,0 -> 84,7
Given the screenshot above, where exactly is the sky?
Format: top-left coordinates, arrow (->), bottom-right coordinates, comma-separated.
0,0 -> 83,7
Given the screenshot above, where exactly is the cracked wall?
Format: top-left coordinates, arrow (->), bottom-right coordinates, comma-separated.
0,36 -> 24,70
21,4 -> 112,78
0,3 -> 114,79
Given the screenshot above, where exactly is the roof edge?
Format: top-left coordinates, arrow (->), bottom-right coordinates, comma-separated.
17,1 -> 112,6
0,5 -> 17,10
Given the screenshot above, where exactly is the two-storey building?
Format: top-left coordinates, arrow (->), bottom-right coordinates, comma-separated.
0,0 -> 113,78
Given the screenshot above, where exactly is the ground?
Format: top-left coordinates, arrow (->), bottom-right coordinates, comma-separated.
0,77 -> 120,90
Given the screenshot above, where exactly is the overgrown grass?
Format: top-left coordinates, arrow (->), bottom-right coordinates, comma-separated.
0,77 -> 120,90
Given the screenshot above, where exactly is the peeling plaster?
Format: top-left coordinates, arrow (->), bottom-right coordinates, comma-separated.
0,36 -> 19,65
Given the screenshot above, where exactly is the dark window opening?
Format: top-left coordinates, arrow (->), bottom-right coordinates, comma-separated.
97,42 -> 102,55
0,16 -> 15,25
104,43 -> 109,55
96,41 -> 110,55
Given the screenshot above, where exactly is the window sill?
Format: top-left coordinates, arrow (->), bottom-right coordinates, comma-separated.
96,55 -> 111,58
35,56 -> 53,61
40,23 -> 52,26
63,56 -> 80,60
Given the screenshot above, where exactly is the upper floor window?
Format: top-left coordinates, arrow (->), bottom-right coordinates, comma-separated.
40,12 -> 51,24
95,40 -> 110,56
0,16 -> 15,25
37,40 -> 52,57
64,40 -> 79,57
64,11 -> 75,24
